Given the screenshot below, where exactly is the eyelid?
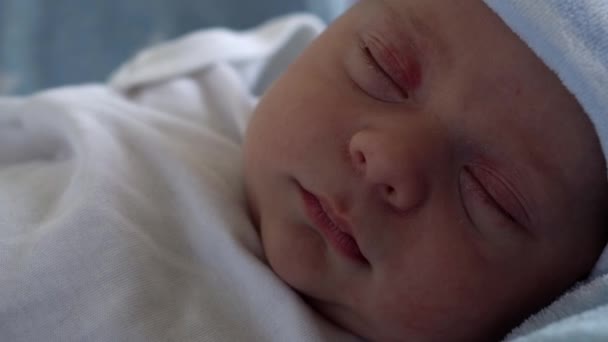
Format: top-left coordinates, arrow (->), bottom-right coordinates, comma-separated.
465,165 -> 531,227
360,43 -> 410,99
460,167 -> 519,236
346,39 -> 408,103
360,32 -> 423,95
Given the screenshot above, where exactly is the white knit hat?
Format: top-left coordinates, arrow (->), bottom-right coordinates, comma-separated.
482,0 -> 608,277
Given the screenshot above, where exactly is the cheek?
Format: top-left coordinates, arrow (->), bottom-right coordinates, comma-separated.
260,215 -> 336,299
366,229 -> 502,337
244,96 -> 304,179
248,77 -> 355,175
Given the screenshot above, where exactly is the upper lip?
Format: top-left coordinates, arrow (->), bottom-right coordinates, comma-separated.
301,184 -> 367,260
316,196 -> 356,238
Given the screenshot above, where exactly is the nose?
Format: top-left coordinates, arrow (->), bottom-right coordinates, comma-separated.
349,127 -> 442,212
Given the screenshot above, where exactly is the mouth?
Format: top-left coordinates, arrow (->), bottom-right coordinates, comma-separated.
299,184 -> 369,265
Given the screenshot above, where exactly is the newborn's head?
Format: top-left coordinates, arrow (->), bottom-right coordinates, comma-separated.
243,0 -> 608,340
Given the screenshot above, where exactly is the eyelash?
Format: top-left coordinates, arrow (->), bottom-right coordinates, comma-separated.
460,167 -> 517,231
357,43 -> 410,102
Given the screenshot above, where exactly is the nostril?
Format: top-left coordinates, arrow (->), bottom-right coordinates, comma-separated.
384,185 -> 395,196
355,151 -> 366,166
351,150 -> 367,176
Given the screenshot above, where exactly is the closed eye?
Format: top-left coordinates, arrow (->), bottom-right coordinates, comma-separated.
460,166 -> 522,232
361,45 -> 410,100
345,40 -> 410,103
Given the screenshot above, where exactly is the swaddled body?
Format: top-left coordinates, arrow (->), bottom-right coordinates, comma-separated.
0,16 -> 359,342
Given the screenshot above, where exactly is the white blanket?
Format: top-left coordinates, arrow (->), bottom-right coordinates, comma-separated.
0,15 -> 360,342
508,275 -> 608,341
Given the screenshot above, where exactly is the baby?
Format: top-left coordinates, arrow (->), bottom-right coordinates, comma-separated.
244,0 -> 608,341
0,0 -> 606,342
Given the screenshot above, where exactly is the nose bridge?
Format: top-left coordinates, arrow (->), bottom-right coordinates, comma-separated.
349,118 -> 448,212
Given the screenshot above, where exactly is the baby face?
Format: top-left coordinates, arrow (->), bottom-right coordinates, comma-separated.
244,0 -> 608,341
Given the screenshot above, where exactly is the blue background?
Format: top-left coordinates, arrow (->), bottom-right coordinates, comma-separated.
0,0 -> 352,95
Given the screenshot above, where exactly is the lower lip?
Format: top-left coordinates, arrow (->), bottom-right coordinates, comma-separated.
299,186 -> 367,265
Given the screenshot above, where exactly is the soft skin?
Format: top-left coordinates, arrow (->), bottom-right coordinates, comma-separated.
243,0 -> 608,341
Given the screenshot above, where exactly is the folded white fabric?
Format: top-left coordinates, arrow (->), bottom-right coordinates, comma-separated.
0,15 -> 361,342
481,1 -> 608,340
